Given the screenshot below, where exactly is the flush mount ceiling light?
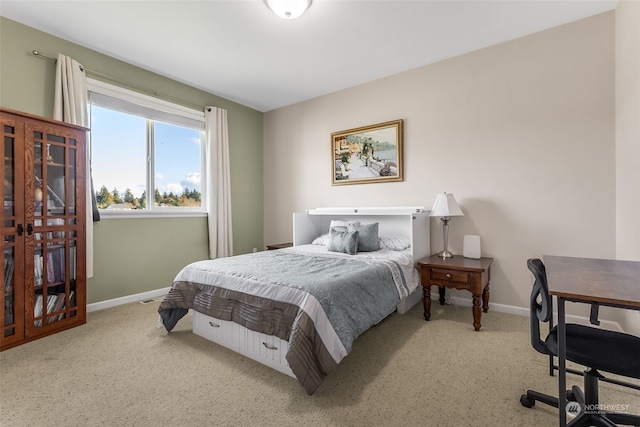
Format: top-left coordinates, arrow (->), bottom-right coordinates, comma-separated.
264,0 -> 312,19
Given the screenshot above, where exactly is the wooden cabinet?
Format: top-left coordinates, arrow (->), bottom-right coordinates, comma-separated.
1,107 -> 87,351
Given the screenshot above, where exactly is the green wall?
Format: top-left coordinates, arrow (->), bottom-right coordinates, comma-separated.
0,17 -> 264,304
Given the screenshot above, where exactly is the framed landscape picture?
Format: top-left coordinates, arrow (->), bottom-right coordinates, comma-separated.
331,119 -> 403,185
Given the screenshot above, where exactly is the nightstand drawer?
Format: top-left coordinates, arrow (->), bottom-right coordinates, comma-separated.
431,268 -> 469,284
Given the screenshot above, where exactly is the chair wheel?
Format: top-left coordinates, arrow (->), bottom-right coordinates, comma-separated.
520,394 -> 535,408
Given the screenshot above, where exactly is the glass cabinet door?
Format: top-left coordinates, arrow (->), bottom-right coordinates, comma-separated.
1,117 -> 25,345
28,125 -> 81,334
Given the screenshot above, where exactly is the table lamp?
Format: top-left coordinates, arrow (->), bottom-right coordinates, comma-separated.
430,192 -> 464,258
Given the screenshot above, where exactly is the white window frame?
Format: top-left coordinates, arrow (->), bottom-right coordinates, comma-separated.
88,79 -> 207,219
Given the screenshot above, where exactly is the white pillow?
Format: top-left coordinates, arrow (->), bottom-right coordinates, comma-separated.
330,219 -> 360,230
379,235 -> 411,251
312,233 -> 329,245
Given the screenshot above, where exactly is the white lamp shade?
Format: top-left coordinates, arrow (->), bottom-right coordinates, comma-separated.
265,0 -> 312,19
430,193 -> 464,217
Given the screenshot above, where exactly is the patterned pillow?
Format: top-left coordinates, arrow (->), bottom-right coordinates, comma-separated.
348,222 -> 379,252
311,233 -> 329,245
379,235 -> 411,251
327,227 -> 359,255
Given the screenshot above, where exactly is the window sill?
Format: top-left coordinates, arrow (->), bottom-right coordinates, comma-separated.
97,210 -> 207,220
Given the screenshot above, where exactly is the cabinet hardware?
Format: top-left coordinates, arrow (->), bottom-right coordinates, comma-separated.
262,342 -> 278,350
208,321 -> 220,328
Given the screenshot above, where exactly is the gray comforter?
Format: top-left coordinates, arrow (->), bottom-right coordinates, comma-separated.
158,246 -> 411,395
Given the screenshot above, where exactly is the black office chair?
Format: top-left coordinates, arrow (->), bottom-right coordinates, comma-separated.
520,258 -> 640,426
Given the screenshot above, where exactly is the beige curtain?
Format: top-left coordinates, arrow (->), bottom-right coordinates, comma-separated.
204,107 -> 233,258
53,54 -> 96,278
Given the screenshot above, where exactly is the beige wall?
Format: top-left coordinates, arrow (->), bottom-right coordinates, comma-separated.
3,8 -> 633,324
615,0 -> 640,333
1,17 -> 264,304
264,13 -> 617,320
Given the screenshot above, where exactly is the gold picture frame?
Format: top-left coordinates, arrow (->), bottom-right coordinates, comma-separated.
331,119 -> 403,185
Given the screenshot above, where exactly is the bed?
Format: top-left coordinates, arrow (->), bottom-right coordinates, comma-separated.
158,207 -> 430,395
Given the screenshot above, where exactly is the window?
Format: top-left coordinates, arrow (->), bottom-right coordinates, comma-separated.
88,80 -> 206,216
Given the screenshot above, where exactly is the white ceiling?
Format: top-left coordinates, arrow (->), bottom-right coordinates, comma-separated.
1,0 -> 618,112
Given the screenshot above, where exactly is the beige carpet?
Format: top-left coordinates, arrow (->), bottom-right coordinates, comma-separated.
1,300 -> 638,427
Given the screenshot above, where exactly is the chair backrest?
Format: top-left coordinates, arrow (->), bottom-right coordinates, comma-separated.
527,258 -> 554,355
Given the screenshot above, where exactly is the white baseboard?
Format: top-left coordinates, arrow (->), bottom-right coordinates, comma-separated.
87,287 -> 623,332
438,293 -> 624,332
87,287 -> 171,313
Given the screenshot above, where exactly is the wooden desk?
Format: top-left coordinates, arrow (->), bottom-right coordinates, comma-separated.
544,255 -> 640,427
266,243 -> 293,250
417,255 -> 493,331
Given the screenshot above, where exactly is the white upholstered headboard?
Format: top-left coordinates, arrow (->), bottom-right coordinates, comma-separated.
292,207 -> 430,261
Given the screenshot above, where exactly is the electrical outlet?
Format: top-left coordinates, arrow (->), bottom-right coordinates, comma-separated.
252,247 -> 257,253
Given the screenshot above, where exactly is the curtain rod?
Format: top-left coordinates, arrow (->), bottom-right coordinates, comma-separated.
32,50 -> 205,112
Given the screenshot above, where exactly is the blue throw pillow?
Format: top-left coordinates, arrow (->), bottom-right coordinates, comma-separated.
327,227 -> 359,255
348,222 -> 379,252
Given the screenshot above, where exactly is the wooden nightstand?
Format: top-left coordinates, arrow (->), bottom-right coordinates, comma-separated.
417,254 -> 494,331
266,243 -> 293,250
